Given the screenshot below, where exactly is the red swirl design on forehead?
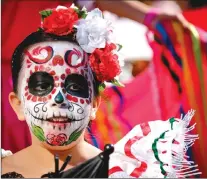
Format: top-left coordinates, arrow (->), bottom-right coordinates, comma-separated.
25,46 -> 53,64
64,48 -> 85,68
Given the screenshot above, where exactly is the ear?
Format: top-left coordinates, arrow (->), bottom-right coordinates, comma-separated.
9,92 -> 25,121
91,96 -> 101,120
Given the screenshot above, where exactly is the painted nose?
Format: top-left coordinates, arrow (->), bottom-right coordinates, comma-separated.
54,91 -> 64,104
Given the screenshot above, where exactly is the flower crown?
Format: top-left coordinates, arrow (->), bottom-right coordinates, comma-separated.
38,4 -> 124,91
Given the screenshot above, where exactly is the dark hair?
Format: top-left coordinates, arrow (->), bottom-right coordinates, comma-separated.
188,0 -> 207,8
11,30 -> 100,97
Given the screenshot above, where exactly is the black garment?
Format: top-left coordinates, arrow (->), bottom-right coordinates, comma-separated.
1,144 -> 114,178
1,172 -> 24,178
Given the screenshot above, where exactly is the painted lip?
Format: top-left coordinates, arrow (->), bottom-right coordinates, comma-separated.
48,117 -> 72,123
27,109 -> 84,123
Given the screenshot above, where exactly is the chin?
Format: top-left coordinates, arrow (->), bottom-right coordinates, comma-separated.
41,139 -> 80,151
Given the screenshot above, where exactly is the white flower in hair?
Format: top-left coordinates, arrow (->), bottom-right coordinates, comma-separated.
76,8 -> 114,53
56,4 -> 78,11
56,5 -> 68,10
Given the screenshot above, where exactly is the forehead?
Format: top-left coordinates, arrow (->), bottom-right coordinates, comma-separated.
26,41 -> 83,55
19,40 -> 90,81
22,40 -> 88,70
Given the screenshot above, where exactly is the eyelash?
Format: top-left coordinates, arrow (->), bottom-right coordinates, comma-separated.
35,83 -> 49,90
66,84 -> 83,91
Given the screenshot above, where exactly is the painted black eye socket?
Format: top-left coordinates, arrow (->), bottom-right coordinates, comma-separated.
28,72 -> 54,96
64,74 -> 89,98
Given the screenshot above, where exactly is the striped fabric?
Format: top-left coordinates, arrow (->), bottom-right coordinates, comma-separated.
150,21 -> 207,177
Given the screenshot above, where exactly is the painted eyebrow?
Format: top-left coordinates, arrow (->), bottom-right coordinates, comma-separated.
25,46 -> 54,64
64,48 -> 85,68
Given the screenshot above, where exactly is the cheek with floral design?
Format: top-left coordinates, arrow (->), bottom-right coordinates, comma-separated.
20,41 -> 95,147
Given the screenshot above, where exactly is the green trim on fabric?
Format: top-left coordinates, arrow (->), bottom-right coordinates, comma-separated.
190,26 -> 207,124
169,118 -> 176,130
152,130 -> 169,177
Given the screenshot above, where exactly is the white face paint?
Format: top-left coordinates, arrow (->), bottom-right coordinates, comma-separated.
19,41 -> 95,147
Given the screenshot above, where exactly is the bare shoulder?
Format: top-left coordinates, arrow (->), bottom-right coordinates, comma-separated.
83,142 -> 102,158
1,146 -> 46,178
2,147 -> 29,175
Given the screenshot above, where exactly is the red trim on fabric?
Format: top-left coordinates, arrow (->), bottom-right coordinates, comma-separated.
140,122 -> 151,136
130,162 -> 147,178
108,166 -> 123,176
124,136 -> 147,178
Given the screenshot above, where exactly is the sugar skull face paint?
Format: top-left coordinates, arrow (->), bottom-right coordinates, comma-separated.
20,41 -> 95,147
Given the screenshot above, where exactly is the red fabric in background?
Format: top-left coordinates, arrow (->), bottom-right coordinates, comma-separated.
2,1 -> 72,153
183,7 -> 207,31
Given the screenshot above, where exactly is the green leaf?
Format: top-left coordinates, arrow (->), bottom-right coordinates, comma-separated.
65,128 -> 83,145
37,27 -> 42,31
98,83 -> 106,92
111,79 -> 124,87
74,8 -> 87,19
39,9 -> 52,20
79,8 -> 87,19
31,123 -> 46,141
73,8 -> 80,14
80,11 -> 87,19
39,9 -> 52,17
117,44 -> 123,51
70,130 -> 83,141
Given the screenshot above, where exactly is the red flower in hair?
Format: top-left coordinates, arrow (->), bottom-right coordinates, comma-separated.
42,8 -> 79,36
89,43 -> 121,82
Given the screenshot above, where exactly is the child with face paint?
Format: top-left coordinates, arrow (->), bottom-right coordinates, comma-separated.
2,5 -> 201,178
3,7 -> 105,177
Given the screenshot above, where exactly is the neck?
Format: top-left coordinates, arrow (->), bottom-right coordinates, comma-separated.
31,134 -> 88,165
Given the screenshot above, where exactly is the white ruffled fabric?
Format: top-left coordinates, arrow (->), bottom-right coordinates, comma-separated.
109,110 -> 201,178
1,149 -> 12,158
